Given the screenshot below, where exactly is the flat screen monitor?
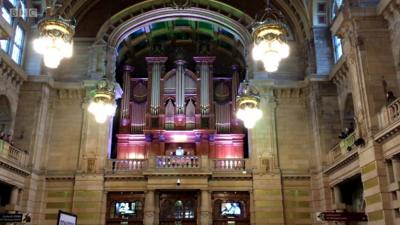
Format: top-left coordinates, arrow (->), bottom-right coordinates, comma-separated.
221,202 -> 241,217
115,202 -> 136,216
57,211 -> 77,225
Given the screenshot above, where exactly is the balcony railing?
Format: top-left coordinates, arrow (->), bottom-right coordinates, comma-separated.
156,156 -> 200,169
0,140 -> 29,168
107,159 -> 147,173
106,156 -> 252,175
211,159 -> 246,171
328,132 -> 356,165
378,98 -> 400,129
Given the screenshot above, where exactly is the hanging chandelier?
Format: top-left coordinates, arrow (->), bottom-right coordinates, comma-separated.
88,77 -> 117,123
251,1 -> 290,72
33,2 -> 75,69
236,76 -> 262,129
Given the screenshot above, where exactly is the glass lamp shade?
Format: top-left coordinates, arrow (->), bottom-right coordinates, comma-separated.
236,80 -> 262,129
251,8 -> 290,72
88,79 -> 117,123
33,17 -> 75,68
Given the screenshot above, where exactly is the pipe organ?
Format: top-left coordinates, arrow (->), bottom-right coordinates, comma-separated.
116,56 -> 245,160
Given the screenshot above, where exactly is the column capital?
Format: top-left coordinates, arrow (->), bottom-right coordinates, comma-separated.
175,59 -> 187,65
122,65 -> 134,72
145,57 -> 168,64
232,64 -> 239,71
193,56 -> 216,64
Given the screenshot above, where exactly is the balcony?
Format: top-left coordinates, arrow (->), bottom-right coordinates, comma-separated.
325,132 -> 358,174
0,140 -> 29,170
376,98 -> 400,143
106,156 -> 249,176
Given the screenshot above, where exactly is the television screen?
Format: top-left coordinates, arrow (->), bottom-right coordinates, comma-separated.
221,202 -> 241,217
115,202 -> 136,216
57,211 -> 77,225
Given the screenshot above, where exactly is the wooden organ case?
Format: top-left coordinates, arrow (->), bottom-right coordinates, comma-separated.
115,57 -> 245,161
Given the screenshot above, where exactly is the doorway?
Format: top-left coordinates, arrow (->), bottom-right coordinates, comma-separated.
159,191 -> 198,225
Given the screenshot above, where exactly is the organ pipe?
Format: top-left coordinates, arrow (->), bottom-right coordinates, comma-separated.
193,57 -> 215,116
146,57 -> 168,116
120,65 -> 133,124
175,60 -> 186,114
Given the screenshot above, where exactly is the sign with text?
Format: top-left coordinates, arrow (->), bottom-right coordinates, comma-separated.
0,213 -> 23,222
316,212 -> 368,222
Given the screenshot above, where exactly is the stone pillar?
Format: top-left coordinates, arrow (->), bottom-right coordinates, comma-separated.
392,158 -> 400,181
200,190 -> 211,225
120,65 -> 133,133
144,190 -> 155,225
333,186 -> 341,204
9,187 -> 19,205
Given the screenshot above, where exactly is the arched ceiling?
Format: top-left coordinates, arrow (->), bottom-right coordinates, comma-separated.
115,19 -> 246,78
59,0 -> 312,42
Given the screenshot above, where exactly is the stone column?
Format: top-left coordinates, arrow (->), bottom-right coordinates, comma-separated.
9,187 -> 19,205
200,190 -> 211,225
333,186 -> 342,205
392,158 -> 400,181
144,190 -> 155,225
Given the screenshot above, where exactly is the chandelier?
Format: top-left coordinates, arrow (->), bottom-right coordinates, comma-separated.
236,73 -> 262,129
33,5 -> 75,69
88,77 -> 117,123
251,1 -> 289,72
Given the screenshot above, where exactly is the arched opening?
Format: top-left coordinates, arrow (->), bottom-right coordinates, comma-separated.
0,95 -> 12,135
108,10 -> 249,162
343,93 -> 355,130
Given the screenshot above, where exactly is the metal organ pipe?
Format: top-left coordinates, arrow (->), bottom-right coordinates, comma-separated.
175,60 -> 186,114
151,63 -> 161,115
121,65 -> 133,124
200,63 -> 209,115
146,57 -> 167,116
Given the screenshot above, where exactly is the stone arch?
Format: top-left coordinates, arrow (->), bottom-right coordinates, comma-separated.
341,93 -> 355,129
0,95 -> 13,134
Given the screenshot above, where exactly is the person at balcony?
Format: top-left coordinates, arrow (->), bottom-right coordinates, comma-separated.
386,91 -> 396,105
338,131 -> 347,139
0,131 -> 5,140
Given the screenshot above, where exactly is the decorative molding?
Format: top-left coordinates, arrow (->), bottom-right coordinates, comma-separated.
0,160 -> 30,177
323,150 -> 359,175
374,118 -> 400,143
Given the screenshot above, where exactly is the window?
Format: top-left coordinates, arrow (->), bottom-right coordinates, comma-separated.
0,0 -> 27,64
11,25 -> 24,64
333,36 -> 343,62
0,40 -> 9,52
332,0 -> 344,19
2,7 -> 12,24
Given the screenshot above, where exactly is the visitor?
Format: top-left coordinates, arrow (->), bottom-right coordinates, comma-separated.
386,91 -> 396,105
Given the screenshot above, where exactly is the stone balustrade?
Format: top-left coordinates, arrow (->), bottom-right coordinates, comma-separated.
107,159 -> 147,173
106,157 -> 251,174
378,98 -> 400,129
0,139 -> 29,168
327,132 -> 356,165
211,158 -> 247,171
156,155 -> 200,169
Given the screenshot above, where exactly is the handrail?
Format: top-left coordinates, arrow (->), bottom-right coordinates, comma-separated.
156,155 -> 200,169
328,132 -> 356,165
211,158 -> 246,171
107,159 -> 147,172
0,140 -> 29,167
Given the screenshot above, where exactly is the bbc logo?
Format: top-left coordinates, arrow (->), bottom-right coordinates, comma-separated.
10,8 -> 38,18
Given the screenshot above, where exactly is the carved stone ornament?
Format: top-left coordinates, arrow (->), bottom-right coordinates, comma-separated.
171,0 -> 192,9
